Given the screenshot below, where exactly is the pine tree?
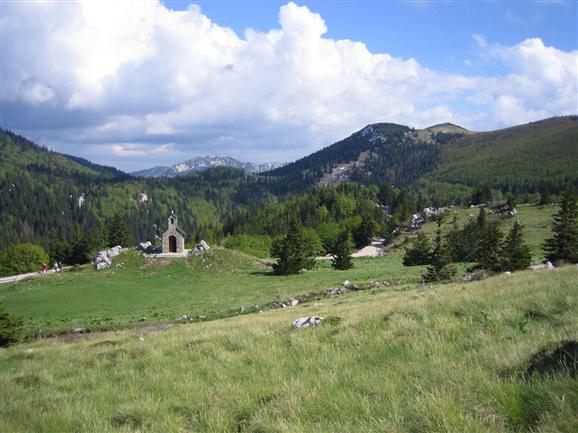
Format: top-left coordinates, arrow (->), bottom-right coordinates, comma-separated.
501,221 -> 531,271
403,231 -> 431,266
272,221 -> 317,275
48,229 -> 68,263
478,223 -> 503,271
543,189 -> 578,263
66,225 -> 91,265
353,218 -> 374,249
331,230 -> 354,270
423,222 -> 455,282
108,213 -> 133,248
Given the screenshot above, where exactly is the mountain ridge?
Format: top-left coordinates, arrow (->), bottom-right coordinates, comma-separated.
131,155 -> 284,177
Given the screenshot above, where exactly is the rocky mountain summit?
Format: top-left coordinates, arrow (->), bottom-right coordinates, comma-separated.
131,155 -> 283,177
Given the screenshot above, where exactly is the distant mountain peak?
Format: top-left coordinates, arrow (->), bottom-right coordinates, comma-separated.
423,123 -> 471,133
131,155 -> 284,178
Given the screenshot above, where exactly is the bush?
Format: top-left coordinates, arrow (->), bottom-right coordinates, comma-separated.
222,234 -> 272,258
4,243 -> 49,275
0,302 -> 24,347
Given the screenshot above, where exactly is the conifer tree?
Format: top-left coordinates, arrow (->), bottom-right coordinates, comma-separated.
543,189 -> 578,263
272,221 -> 317,275
108,213 -> 133,248
403,231 -> 431,266
423,221 -> 455,282
478,223 -> 503,271
66,225 -> 91,265
501,221 -> 531,271
331,230 -> 354,270
353,218 -> 374,249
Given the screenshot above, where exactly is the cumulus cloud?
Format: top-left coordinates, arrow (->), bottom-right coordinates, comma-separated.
1,1 -> 576,171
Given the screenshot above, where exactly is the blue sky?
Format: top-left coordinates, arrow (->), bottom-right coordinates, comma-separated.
164,1 -> 577,74
1,1 -> 577,171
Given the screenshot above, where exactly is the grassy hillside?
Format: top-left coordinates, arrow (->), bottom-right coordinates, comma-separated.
0,267 -> 576,432
411,203 -> 557,262
0,204 -> 557,337
0,248 -> 426,337
264,116 -> 578,196
430,116 -> 578,192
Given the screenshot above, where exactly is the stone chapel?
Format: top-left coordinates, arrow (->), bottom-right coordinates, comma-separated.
161,211 -> 186,253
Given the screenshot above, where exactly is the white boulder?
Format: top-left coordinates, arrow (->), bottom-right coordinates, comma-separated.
292,316 -> 324,329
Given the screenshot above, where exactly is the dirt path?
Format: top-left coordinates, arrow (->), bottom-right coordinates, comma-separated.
0,267 -> 70,285
351,238 -> 385,258
318,238 -> 385,260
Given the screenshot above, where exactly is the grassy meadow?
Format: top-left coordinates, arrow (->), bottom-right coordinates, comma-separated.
0,204 -> 557,337
0,266 -> 576,432
0,248 -> 426,337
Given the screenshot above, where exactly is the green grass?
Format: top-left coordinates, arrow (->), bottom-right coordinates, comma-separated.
405,203 -> 556,262
0,248 -> 425,337
0,266 -> 576,432
0,204 -> 557,337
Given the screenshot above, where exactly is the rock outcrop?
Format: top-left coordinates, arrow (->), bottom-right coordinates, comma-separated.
94,245 -> 122,270
189,240 -> 210,255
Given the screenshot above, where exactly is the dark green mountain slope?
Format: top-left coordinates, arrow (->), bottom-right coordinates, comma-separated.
265,116 -> 577,194
428,116 -> 578,192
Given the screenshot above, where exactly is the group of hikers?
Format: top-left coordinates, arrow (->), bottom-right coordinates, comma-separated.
40,262 -> 63,274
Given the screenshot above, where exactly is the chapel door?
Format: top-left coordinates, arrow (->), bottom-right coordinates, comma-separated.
169,235 -> 177,253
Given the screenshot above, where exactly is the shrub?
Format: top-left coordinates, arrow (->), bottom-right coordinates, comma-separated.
5,243 -> 49,274
0,302 -> 24,347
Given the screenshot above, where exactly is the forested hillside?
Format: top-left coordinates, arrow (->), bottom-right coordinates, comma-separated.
428,116 -> 578,193
1,116 -> 576,254
265,116 -> 578,196
0,130 -> 278,250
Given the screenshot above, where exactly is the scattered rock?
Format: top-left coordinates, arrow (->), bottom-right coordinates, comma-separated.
342,280 -> 359,290
73,327 -> 86,334
292,316 -> 323,329
139,316 -> 147,322
94,245 -> 122,270
328,287 -> 347,297
179,314 -> 189,321
280,298 -> 300,308
530,261 -> 555,270
138,241 -> 153,253
189,240 -> 210,255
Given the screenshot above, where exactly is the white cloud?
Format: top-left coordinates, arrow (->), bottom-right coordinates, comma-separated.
1,1 -> 576,170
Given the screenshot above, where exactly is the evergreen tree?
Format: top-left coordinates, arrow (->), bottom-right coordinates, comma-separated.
501,221 -> 531,271
478,223 -> 503,271
272,221 -> 317,275
353,217 -> 374,249
331,230 -> 354,270
423,222 -> 455,282
108,213 -> 133,248
539,182 -> 551,205
66,225 -> 91,265
543,189 -> 578,263
476,207 -> 488,230
48,229 -> 69,263
403,231 -> 431,266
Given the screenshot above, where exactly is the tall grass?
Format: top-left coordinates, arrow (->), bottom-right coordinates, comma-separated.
1,267 -> 576,432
